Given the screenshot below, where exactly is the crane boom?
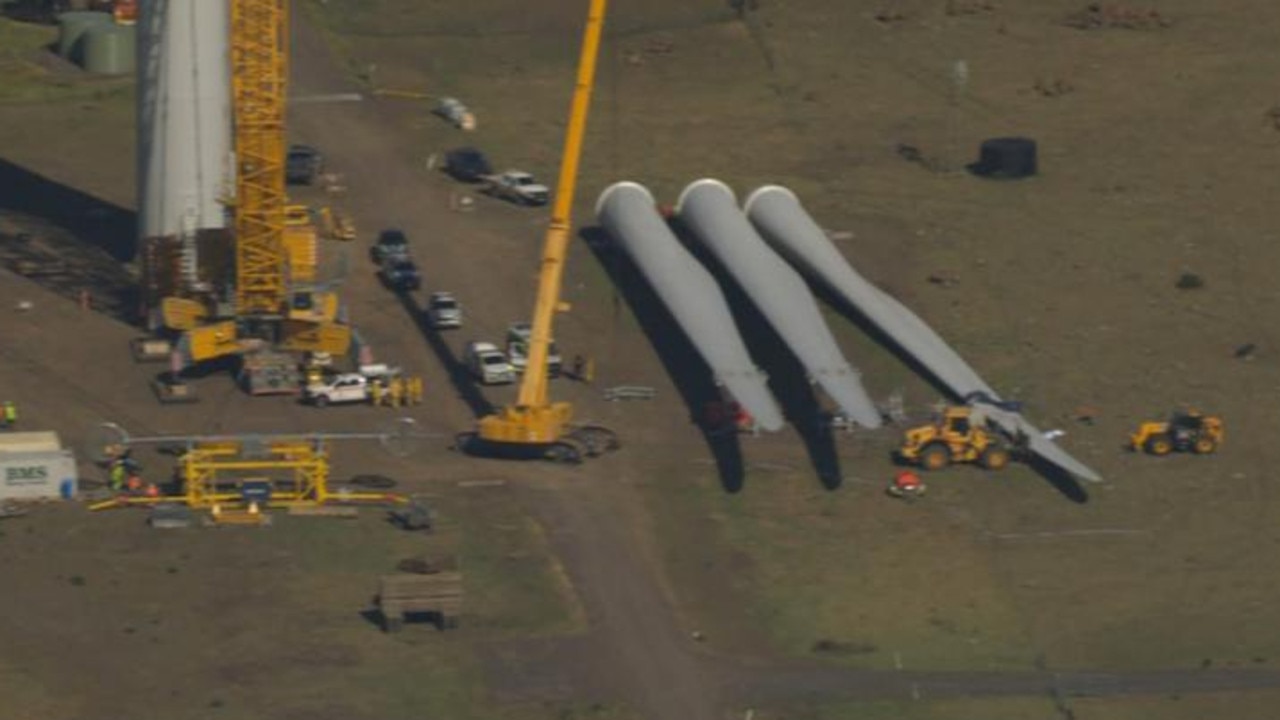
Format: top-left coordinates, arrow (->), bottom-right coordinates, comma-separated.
472,0 -> 610,454
230,0 -> 288,316
516,0 -> 605,410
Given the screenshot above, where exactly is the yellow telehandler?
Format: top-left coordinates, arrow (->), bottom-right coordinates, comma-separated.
1130,409 -> 1223,455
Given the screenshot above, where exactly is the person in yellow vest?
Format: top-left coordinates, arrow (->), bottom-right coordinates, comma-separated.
407,376 -> 423,405
1,400 -> 16,429
369,379 -> 384,407
109,462 -> 126,493
387,376 -> 403,408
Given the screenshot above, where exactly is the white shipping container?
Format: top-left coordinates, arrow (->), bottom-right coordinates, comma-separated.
0,450 -> 78,501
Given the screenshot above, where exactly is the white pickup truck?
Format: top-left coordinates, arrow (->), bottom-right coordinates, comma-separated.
305,365 -> 403,406
480,170 -> 549,206
305,373 -> 370,407
464,341 -> 516,385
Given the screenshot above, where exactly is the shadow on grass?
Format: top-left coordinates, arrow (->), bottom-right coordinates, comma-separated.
666,218 -> 844,490
358,608 -> 453,633
0,157 -> 139,322
358,608 -> 385,630
1027,453 -> 1089,504
0,157 -> 136,262
580,226 -> 746,493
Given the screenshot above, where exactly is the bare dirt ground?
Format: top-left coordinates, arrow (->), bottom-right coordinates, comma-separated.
5,0 -> 1280,718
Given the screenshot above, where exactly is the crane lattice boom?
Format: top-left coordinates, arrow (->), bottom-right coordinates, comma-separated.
230,0 -> 288,316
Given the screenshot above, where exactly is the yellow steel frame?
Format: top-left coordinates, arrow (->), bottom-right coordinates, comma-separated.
89,439 -> 406,511
477,0 -> 606,445
230,0 -> 289,316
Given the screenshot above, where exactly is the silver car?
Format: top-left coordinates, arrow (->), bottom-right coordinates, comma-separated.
426,291 -> 462,329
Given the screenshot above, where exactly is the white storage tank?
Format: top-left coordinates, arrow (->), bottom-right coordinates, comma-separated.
83,22 -> 137,75
56,10 -> 112,62
0,432 -> 78,501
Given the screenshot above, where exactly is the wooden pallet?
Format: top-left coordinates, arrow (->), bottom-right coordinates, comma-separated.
376,572 -> 464,632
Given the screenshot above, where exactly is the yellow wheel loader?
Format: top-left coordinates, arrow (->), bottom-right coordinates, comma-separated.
897,406 -> 1013,472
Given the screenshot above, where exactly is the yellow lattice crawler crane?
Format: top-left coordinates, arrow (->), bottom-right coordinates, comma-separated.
1130,409 -> 1223,456
156,0 -> 350,393
897,406 -> 1014,472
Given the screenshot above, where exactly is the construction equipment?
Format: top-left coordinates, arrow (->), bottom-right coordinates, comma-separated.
85,420 -> 430,513
153,0 -> 352,395
457,0 -> 618,465
1130,409 -> 1224,456
318,206 -> 356,241
897,405 -> 1014,472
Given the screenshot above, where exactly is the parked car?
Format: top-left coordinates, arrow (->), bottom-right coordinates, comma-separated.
464,341 -> 516,385
371,229 -> 410,263
379,256 -> 422,292
443,146 -> 493,183
286,144 -> 323,185
505,321 -> 562,377
480,170 -> 550,206
305,373 -> 369,407
425,291 -> 463,329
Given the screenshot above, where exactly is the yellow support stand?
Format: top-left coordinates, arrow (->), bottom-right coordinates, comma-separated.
86,424 -> 423,513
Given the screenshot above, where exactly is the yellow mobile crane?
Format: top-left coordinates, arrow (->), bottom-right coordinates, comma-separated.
156,0 -> 350,393
459,0 -> 618,464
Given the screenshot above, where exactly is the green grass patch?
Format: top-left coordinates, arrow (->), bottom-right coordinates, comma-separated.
1071,690 -> 1280,720
748,696 -> 1059,720
642,463 -> 1041,671
278,492 -> 581,637
303,0 -> 731,38
766,691 -> 1280,720
453,489 -> 585,636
